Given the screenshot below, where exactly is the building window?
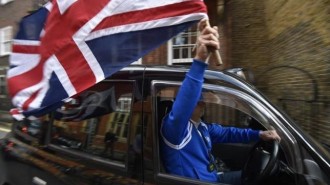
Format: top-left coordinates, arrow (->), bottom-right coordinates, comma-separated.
0,75 -> 6,96
117,96 -> 132,112
167,25 -> 198,65
0,0 -> 13,5
0,26 -> 13,56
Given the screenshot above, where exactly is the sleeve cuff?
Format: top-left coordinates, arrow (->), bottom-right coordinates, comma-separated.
251,130 -> 261,141
187,59 -> 208,80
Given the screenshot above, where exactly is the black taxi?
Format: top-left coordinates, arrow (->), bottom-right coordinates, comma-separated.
1,65 -> 329,185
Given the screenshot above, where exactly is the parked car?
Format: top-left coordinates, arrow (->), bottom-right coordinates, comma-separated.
1,65 -> 329,185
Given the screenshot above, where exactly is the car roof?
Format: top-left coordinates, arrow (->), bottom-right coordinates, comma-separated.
117,64 -> 257,95
119,64 -> 236,80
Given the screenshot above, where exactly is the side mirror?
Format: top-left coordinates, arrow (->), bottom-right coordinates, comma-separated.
225,68 -> 246,80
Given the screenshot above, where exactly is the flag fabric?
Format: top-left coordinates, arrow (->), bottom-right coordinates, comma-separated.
7,0 -> 208,120
53,84 -> 117,121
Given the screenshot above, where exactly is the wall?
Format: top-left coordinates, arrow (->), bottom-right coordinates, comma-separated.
143,45 -> 167,65
228,0 -> 330,143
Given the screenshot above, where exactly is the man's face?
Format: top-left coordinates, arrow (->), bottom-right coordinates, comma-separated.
192,101 -> 206,118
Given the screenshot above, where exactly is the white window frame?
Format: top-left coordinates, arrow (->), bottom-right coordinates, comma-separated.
167,26 -> 198,65
0,26 -> 13,56
0,0 -> 14,5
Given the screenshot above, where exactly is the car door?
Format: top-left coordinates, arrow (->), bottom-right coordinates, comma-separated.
151,80 -> 304,185
36,79 -> 145,185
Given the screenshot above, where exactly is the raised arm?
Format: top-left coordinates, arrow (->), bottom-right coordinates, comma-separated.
161,19 -> 220,144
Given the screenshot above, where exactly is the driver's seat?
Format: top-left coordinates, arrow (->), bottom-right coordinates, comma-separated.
157,99 -> 173,129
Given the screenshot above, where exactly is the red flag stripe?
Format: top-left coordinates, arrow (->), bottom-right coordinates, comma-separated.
22,89 -> 40,110
12,45 -> 40,54
55,42 -> 96,94
7,62 -> 44,97
94,1 -> 207,31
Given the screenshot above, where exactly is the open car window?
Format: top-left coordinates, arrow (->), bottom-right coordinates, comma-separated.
152,80 -> 295,185
154,82 -> 273,129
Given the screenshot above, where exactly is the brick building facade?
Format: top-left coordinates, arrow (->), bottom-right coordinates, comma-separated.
224,0 -> 329,144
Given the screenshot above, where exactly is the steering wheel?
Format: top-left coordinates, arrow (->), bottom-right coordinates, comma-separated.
241,140 -> 279,185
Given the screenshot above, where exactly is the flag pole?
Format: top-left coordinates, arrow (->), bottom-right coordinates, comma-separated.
205,20 -> 222,66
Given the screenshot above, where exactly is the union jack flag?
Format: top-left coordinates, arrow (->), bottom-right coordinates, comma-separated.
7,0 -> 208,120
